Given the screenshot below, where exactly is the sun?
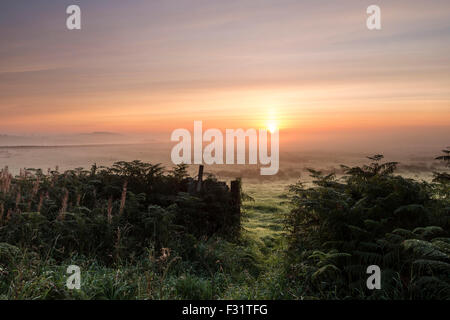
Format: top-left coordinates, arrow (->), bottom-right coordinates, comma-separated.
267,121 -> 278,134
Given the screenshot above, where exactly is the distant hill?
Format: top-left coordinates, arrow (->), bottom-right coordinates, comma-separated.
0,132 -> 149,146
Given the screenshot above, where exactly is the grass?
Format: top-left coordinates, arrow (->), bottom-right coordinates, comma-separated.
0,181 -> 294,300
2,151 -> 448,300
3,162 -> 447,300
217,182 -> 292,299
242,182 -> 289,242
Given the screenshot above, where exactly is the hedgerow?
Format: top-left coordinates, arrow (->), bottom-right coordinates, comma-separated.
0,161 -> 241,264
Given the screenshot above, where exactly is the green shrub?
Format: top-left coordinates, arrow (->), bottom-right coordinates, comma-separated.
0,162 -> 241,264
285,154 -> 450,299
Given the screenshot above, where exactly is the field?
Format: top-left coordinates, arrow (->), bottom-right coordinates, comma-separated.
0,148 -> 449,300
0,177 -> 292,299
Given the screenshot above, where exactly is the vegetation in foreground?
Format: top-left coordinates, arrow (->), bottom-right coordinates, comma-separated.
0,149 -> 449,299
285,151 -> 450,299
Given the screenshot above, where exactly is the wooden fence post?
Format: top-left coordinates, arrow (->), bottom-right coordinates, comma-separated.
230,179 -> 241,230
196,165 -> 204,192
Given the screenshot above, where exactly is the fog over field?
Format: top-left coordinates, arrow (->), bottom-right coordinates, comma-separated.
0,129 -> 447,183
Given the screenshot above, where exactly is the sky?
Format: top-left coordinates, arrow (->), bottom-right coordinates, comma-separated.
0,0 -> 449,149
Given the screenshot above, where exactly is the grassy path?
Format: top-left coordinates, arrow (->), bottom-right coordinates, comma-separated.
243,182 -> 289,244
221,182 -> 292,299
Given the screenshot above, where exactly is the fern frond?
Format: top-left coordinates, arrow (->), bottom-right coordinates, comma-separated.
402,239 -> 449,261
